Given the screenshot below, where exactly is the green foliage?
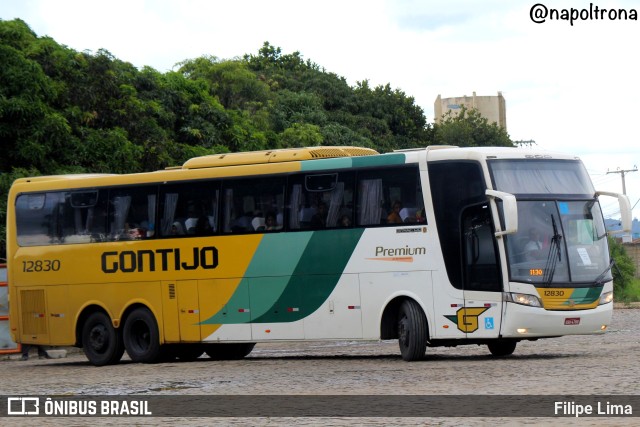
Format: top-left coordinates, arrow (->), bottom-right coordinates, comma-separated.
280,123 -> 323,148
434,106 -> 513,147
0,21 -> 515,258
608,237 -> 638,301
625,278 -> 640,303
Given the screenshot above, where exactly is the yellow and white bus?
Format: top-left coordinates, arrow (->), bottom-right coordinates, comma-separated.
6,146 -> 632,365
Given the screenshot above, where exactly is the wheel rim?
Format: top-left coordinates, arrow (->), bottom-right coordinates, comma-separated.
89,324 -> 109,353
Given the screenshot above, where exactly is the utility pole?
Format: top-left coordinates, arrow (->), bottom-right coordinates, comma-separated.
606,165 -> 638,195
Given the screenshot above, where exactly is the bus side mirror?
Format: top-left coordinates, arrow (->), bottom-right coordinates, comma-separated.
485,189 -> 518,237
596,191 -> 632,232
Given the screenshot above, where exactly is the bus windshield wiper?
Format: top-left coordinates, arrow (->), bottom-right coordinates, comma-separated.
594,259 -> 615,285
542,214 -> 563,286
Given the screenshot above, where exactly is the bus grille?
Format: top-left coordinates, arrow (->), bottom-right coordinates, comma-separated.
20,289 -> 48,335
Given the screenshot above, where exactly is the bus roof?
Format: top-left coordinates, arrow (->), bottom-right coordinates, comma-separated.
181,146 -> 379,169
9,146 -> 583,192
425,146 -> 582,162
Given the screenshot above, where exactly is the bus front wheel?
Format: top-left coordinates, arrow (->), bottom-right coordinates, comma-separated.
82,311 -> 124,366
397,300 -> 427,361
123,307 -> 161,363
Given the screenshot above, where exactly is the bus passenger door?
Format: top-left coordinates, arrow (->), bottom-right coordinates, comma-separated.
461,203 -> 503,338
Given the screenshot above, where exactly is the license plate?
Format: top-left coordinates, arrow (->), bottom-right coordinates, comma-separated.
564,318 -> 580,325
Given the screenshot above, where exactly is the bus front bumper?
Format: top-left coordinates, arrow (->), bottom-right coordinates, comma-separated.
500,301 -> 613,338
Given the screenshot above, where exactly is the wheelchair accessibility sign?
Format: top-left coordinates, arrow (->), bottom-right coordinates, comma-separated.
485,317 -> 495,330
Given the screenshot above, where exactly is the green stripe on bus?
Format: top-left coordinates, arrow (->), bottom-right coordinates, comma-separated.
201,233 -> 313,325
203,228 -> 364,325
300,153 -> 407,172
353,153 -> 406,168
251,228 -> 364,323
301,157 -> 353,171
567,286 -> 603,304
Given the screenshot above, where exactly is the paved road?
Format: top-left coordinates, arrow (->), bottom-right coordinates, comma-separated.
2,308 -> 639,426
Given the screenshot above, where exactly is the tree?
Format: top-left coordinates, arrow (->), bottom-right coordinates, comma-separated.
279,123 -> 323,148
608,237 -> 637,301
434,106 -> 512,147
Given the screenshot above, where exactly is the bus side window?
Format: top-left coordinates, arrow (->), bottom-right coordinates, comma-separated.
356,166 -> 423,227
107,187 -> 157,241
288,172 -> 354,230
64,190 -> 108,243
16,192 -> 64,246
15,191 -> 109,246
222,177 -> 285,234
158,181 -> 220,238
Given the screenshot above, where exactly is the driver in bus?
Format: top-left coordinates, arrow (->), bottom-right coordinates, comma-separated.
524,228 -> 545,261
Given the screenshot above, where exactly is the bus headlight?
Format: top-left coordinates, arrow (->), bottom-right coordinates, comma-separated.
599,291 -> 613,305
504,292 -> 542,308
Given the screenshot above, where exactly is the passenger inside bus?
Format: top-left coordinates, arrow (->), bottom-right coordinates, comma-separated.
310,202 -> 328,228
265,212 -> 279,231
387,201 -> 403,224
339,214 -> 352,227
171,221 -> 185,235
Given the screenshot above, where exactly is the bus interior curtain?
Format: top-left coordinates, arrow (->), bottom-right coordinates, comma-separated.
492,169 -> 584,194
148,194 -> 156,233
211,191 -> 219,232
223,189 -> 233,232
161,193 -> 178,235
113,196 -> 132,235
289,184 -> 302,229
359,179 -> 383,225
326,182 -> 344,227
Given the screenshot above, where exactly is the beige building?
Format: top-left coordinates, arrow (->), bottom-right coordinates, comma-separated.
435,91 -> 507,130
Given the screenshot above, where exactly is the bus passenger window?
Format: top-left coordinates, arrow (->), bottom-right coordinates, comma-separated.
357,166 -> 423,227
158,181 -> 220,238
222,177 -> 285,234
288,172 -> 354,230
108,187 -> 157,241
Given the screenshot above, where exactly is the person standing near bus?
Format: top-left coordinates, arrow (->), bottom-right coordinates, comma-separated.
21,344 -> 50,361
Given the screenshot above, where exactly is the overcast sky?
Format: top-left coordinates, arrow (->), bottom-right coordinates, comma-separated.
2,0 -> 639,219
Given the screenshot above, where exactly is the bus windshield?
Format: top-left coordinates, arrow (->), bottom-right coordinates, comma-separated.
504,199 -> 610,285
489,159 -> 611,285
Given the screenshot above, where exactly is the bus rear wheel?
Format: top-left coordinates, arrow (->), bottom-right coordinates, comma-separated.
397,300 -> 427,361
123,307 -> 160,363
82,311 -> 124,366
487,340 -> 517,357
205,343 -> 255,360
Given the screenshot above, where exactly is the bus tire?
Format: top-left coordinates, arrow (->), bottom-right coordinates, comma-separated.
123,307 -> 161,363
82,311 -> 124,366
205,343 -> 255,360
397,299 -> 427,361
487,340 -> 517,357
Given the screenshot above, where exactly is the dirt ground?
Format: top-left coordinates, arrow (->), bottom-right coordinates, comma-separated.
1,306 -> 639,426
